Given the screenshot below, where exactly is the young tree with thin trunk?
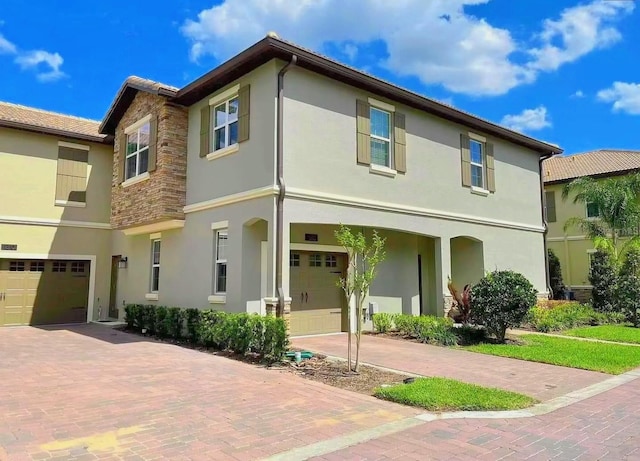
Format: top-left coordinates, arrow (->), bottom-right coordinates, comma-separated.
335,225 -> 386,373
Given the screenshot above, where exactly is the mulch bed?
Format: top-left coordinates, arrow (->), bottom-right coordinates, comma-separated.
283,354 -> 411,395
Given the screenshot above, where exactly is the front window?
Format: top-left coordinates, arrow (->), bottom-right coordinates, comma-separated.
214,230 -> 228,293
586,202 -> 599,219
213,98 -> 239,152
151,240 -> 161,292
125,121 -> 150,180
470,139 -> 484,188
370,107 -> 392,167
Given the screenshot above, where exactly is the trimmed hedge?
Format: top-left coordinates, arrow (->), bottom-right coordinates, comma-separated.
124,304 -> 288,362
372,313 -> 458,346
527,301 -> 627,333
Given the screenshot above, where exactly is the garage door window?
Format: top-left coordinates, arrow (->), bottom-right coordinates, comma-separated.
309,254 -> 322,267
52,261 -> 67,272
29,261 -> 45,272
71,261 -> 86,273
151,240 -> 161,293
325,255 -> 337,267
290,253 -> 300,267
9,261 -> 25,272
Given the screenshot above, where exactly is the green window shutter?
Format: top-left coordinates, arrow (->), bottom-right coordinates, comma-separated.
460,134 -> 471,187
356,99 -> 371,165
238,84 -> 251,143
486,142 -> 496,192
199,106 -> 211,158
148,116 -> 158,172
56,146 -> 88,202
119,133 -> 127,183
545,191 -> 557,223
394,112 -> 406,173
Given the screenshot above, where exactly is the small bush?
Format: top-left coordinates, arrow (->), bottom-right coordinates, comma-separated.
372,313 -> 394,333
154,306 -> 169,337
548,249 -> 566,300
471,270 -> 537,342
124,304 -> 136,329
590,250 -> 617,312
394,315 -> 415,336
141,305 -> 157,334
527,302 -> 593,332
616,247 -> 640,327
185,308 -> 200,340
133,304 -> 145,330
455,324 -> 487,345
166,307 -> 184,339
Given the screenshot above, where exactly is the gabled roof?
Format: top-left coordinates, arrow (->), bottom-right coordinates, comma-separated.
543,149 -> 640,184
0,101 -> 110,144
98,76 -> 179,135
99,35 -> 563,155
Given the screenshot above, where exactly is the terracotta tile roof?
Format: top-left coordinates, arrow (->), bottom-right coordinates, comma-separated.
543,149 -> 640,183
0,101 -> 109,143
123,75 -> 179,93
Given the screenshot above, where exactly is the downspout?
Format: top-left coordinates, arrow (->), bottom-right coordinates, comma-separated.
539,152 -> 554,299
275,55 -> 298,316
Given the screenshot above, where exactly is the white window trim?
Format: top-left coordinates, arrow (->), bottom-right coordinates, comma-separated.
470,186 -> 490,197
124,121 -> 151,181
370,106 -> 393,169
208,294 -> 226,304
150,239 -> 161,294
55,199 -> 87,208
209,84 -> 240,107
211,220 -> 229,230
145,293 -> 159,301
58,141 -> 90,151
469,138 -> 485,190
367,97 -> 395,112
124,114 -> 152,135
206,143 -> 239,162
214,229 -> 228,295
122,171 -> 150,188
149,232 -> 161,240
369,163 -> 397,178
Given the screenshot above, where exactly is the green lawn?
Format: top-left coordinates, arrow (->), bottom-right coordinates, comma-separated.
564,325 -> 640,344
464,334 -> 640,374
374,377 -> 536,411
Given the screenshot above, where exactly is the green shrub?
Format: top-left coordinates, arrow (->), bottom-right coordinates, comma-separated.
590,250 -> 617,312
372,313 -> 394,333
198,310 -> 229,348
166,307 -> 184,339
471,271 -> 537,342
616,247 -> 640,327
124,304 -> 136,329
133,304 -> 145,330
455,324 -> 487,344
141,305 -> 157,334
184,308 -> 200,340
261,315 -> 288,361
548,249 -> 566,300
394,314 -> 415,336
527,302 -> 593,332
154,306 -> 169,337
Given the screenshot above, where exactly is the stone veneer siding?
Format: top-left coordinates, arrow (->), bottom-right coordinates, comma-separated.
111,92 -> 188,229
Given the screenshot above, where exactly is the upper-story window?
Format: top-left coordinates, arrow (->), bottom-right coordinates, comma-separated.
213,97 -> 239,152
125,121 -> 150,180
460,132 -> 495,194
586,202 -> 599,219
370,107 -> 392,168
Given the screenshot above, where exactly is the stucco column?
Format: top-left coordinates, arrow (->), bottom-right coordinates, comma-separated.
434,236 -> 452,317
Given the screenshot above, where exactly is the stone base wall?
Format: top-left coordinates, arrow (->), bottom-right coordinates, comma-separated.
571,288 -> 592,304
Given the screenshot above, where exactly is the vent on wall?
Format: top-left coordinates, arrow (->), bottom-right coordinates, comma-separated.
304,233 -> 319,242
1,244 -> 17,251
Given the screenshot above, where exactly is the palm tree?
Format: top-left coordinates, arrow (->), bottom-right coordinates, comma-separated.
562,173 -> 640,261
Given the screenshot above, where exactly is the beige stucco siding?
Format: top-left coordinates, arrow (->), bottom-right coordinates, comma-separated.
282,67 -> 544,228
111,197 -> 275,312
185,61 -> 277,206
0,127 -> 112,224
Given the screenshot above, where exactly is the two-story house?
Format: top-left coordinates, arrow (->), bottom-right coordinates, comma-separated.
0,102 -> 113,326
1,35 -> 562,335
544,149 -> 640,302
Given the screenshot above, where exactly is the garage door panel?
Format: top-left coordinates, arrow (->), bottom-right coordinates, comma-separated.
290,309 -> 342,336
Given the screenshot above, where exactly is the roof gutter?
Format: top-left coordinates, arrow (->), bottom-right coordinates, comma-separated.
539,152 -> 555,299
275,55 -> 298,317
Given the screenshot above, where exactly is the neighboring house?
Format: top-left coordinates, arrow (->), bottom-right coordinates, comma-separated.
1,35 -> 562,334
543,149 -> 640,302
0,102 -> 113,326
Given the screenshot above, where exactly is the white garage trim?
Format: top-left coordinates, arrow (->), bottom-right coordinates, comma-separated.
0,252 -> 97,323
290,243 -> 346,253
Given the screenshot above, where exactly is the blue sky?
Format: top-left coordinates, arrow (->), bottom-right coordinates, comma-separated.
0,0 -> 638,154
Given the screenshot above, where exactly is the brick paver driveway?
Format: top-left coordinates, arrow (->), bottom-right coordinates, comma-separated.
2,325 -> 638,461
0,325 -> 418,461
293,334 -> 608,401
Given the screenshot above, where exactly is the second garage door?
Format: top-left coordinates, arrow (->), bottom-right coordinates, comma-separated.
290,252 -> 346,336
0,259 -> 90,326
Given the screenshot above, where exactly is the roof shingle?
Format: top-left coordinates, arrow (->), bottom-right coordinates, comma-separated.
543,149 -> 640,183
0,101 -> 108,143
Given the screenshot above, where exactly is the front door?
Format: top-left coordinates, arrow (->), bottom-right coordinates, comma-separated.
289,251 -> 346,336
108,256 -> 119,319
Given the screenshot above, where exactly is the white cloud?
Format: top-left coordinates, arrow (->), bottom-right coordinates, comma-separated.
500,106 -> 551,132
571,90 -> 585,98
15,50 -> 66,82
597,82 -> 640,115
182,0 -> 633,97
0,33 -> 16,54
528,0 -> 634,71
